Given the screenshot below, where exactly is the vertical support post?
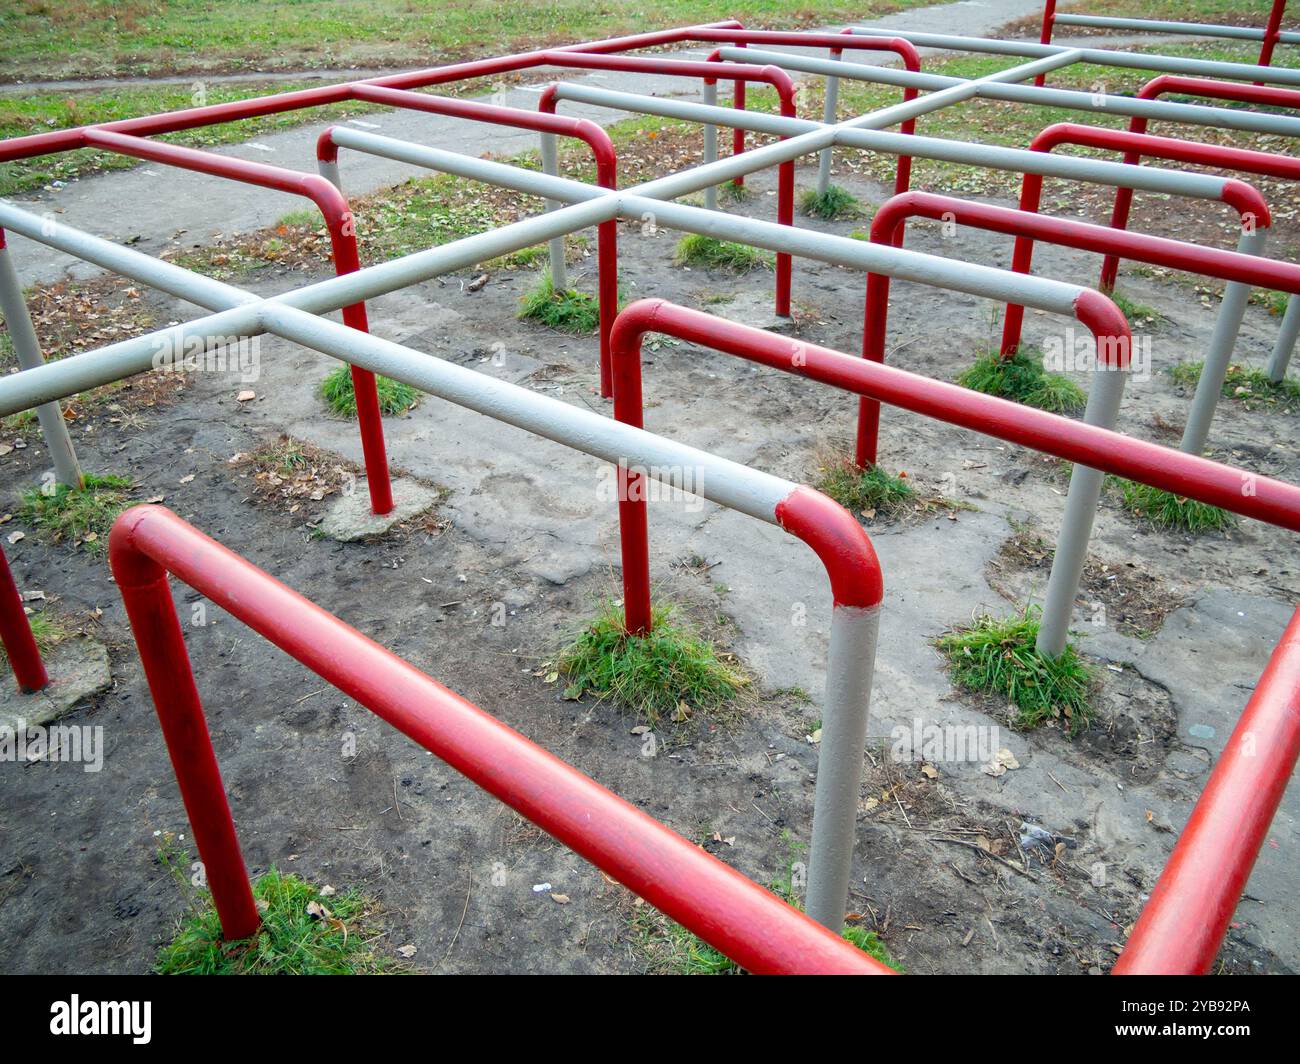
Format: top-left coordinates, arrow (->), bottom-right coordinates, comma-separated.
1034,1 -> 1057,87
1180,229 -> 1267,457
731,41 -> 747,188
616,459 -> 653,636
1266,292 -> 1300,383
805,603 -> 880,931
110,526 -> 261,941
0,544 -> 48,693
1258,0 -> 1287,75
540,131 -> 568,293
316,160 -> 394,517
1036,361 -> 1129,659
703,81 -> 719,211
0,237 -> 84,490
815,49 -> 843,198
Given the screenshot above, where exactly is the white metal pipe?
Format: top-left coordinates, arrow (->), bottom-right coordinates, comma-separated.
815,48 -> 843,198
847,26 -> 1300,86
806,603 -> 880,930
540,131 -> 568,292
1267,294 -> 1300,383
702,80 -> 719,211
1181,228 -> 1269,456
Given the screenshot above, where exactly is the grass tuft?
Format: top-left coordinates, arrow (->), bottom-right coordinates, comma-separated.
936,606 -> 1094,735
517,274 -> 600,334
958,347 -> 1086,414
1112,478 -> 1237,534
674,234 -> 773,273
815,458 -> 914,518
1109,290 -> 1162,326
155,867 -> 400,975
800,184 -> 861,220
18,473 -> 133,554
0,611 -> 67,669
558,601 -> 748,726
1170,361 -> 1300,412
720,181 -> 752,204
319,365 -> 418,418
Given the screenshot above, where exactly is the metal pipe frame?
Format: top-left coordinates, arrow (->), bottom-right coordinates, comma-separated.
108,503 -> 890,974
607,299 -> 1300,973
846,25 -> 1300,87
1004,122 -> 1290,459
1111,75 -> 1300,381
1,127 -> 397,515
1037,0 -> 1296,73
313,92 -> 621,395
0,195 -> 898,932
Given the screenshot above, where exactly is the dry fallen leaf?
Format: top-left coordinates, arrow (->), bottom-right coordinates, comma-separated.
550,893 -> 570,905
397,944 -> 418,958
236,390 -> 256,402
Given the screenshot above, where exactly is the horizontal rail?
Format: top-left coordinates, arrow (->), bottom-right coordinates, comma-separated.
847,26 -> 1300,86
109,504 -> 891,974
607,299 -> 1300,532
1052,13 -> 1300,45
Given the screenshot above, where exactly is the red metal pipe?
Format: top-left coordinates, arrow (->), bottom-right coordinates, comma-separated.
608,298 -> 1300,531
108,504 -> 890,974
610,300 -> 885,632
1001,123 -> 1272,357
859,194 -> 1133,465
696,29 -> 921,197
76,128 -> 395,515
1100,77 -> 1300,291
1259,0 -> 1289,71
0,22 -> 746,164
1034,0 -> 1058,87
864,189 -> 1300,465
1114,603 -> 1300,974
319,85 -> 623,399
0,544 -> 48,693
534,50 -> 798,317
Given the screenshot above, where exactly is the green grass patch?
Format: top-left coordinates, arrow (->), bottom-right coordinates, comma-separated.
815,458 -> 914,519
1112,478 -> 1237,535
1170,361 -> 1300,412
319,365 -> 418,418
18,473 -> 133,554
517,274 -> 600,334
0,611 -> 68,669
674,234 -> 773,273
936,607 -> 1094,735
1109,291 -> 1162,326
800,184 -> 861,220
557,601 -> 748,726
719,181 -> 753,204
958,347 -> 1086,415
155,867 -> 399,975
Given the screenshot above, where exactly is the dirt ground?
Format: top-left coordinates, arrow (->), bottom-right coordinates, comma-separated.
0,150 -> 1297,974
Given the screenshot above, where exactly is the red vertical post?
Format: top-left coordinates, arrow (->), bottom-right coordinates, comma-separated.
731,41 -> 747,187
109,514 -> 261,941
0,545 -> 48,693
1034,1 -> 1057,87
1258,0 -> 1287,75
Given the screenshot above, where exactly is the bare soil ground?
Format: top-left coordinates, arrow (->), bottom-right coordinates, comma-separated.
0,146 -> 1296,974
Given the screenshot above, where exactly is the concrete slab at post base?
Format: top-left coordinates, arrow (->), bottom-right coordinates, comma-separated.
0,637 -> 111,733
318,476 -> 441,541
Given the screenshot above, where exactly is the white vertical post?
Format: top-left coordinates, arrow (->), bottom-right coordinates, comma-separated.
1266,292 -> 1300,383
805,603 -> 880,931
703,81 -> 720,211
540,132 -> 567,291
815,51 -> 843,198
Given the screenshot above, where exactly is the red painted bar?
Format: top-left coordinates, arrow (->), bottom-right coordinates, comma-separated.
856,190 -> 1300,462
1101,78 -> 1300,290
608,298 -> 1300,531
75,129 -> 396,515
1114,603 -> 1300,974
1002,124 -> 1272,357
0,544 -> 48,693
108,504 -> 890,975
